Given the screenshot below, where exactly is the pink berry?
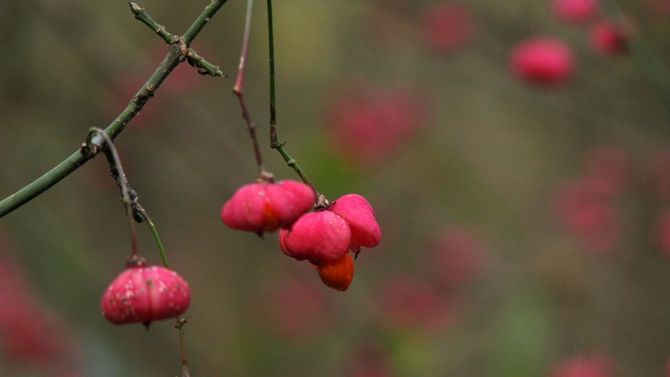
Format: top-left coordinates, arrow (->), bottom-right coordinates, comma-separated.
101,263 -> 191,326
279,211 -> 351,265
221,180 -> 315,234
553,0 -> 599,23
510,38 -> 576,86
422,3 -> 476,53
590,21 -> 627,55
330,194 -> 382,252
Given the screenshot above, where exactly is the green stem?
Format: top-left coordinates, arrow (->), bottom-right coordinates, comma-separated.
130,2 -> 225,77
135,205 -> 170,267
183,0 -> 229,45
0,0 -> 230,218
265,0 -> 315,190
267,0 -> 277,141
129,2 -> 179,44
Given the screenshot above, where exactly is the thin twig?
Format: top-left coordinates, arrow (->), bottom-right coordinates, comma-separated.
234,0 -> 267,176
0,0 -> 230,218
129,2 -> 179,44
176,317 -> 191,377
134,205 -> 169,267
265,0 -> 315,190
129,2 -> 225,77
83,128 -> 139,257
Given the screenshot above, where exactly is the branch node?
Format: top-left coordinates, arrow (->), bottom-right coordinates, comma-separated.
128,2 -> 143,15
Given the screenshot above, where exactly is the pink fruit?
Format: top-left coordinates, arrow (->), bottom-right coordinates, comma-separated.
510,38 -> 575,86
553,0 -> 599,23
221,180 -> 315,234
590,21 -> 627,55
549,354 -> 613,377
279,211 -> 351,265
101,263 -> 191,326
422,3 -> 476,53
331,194 -> 382,252
280,194 -> 382,264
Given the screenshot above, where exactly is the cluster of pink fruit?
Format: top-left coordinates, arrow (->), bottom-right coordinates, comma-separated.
511,0 -> 628,86
221,179 -> 382,291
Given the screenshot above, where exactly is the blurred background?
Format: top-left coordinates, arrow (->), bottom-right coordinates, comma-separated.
2,0 -> 670,376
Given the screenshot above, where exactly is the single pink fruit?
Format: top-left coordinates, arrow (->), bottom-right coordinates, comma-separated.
590,21 -> 627,55
279,211 -> 351,265
221,180 -> 315,234
101,262 -> 191,326
422,3 -> 476,53
553,0 -> 599,23
510,38 -> 575,86
331,194 -> 382,252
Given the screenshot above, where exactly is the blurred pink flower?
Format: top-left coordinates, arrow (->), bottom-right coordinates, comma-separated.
348,347 -> 394,377
653,209 -> 670,259
431,229 -> 486,289
583,145 -> 631,198
590,22 -> 628,56
264,276 -> 330,339
422,3 -> 476,53
510,38 -> 576,86
549,354 -> 613,377
0,231 -> 81,373
380,278 -> 452,332
325,83 -> 428,166
553,0 -> 600,23
555,178 -> 621,253
646,149 -> 670,202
